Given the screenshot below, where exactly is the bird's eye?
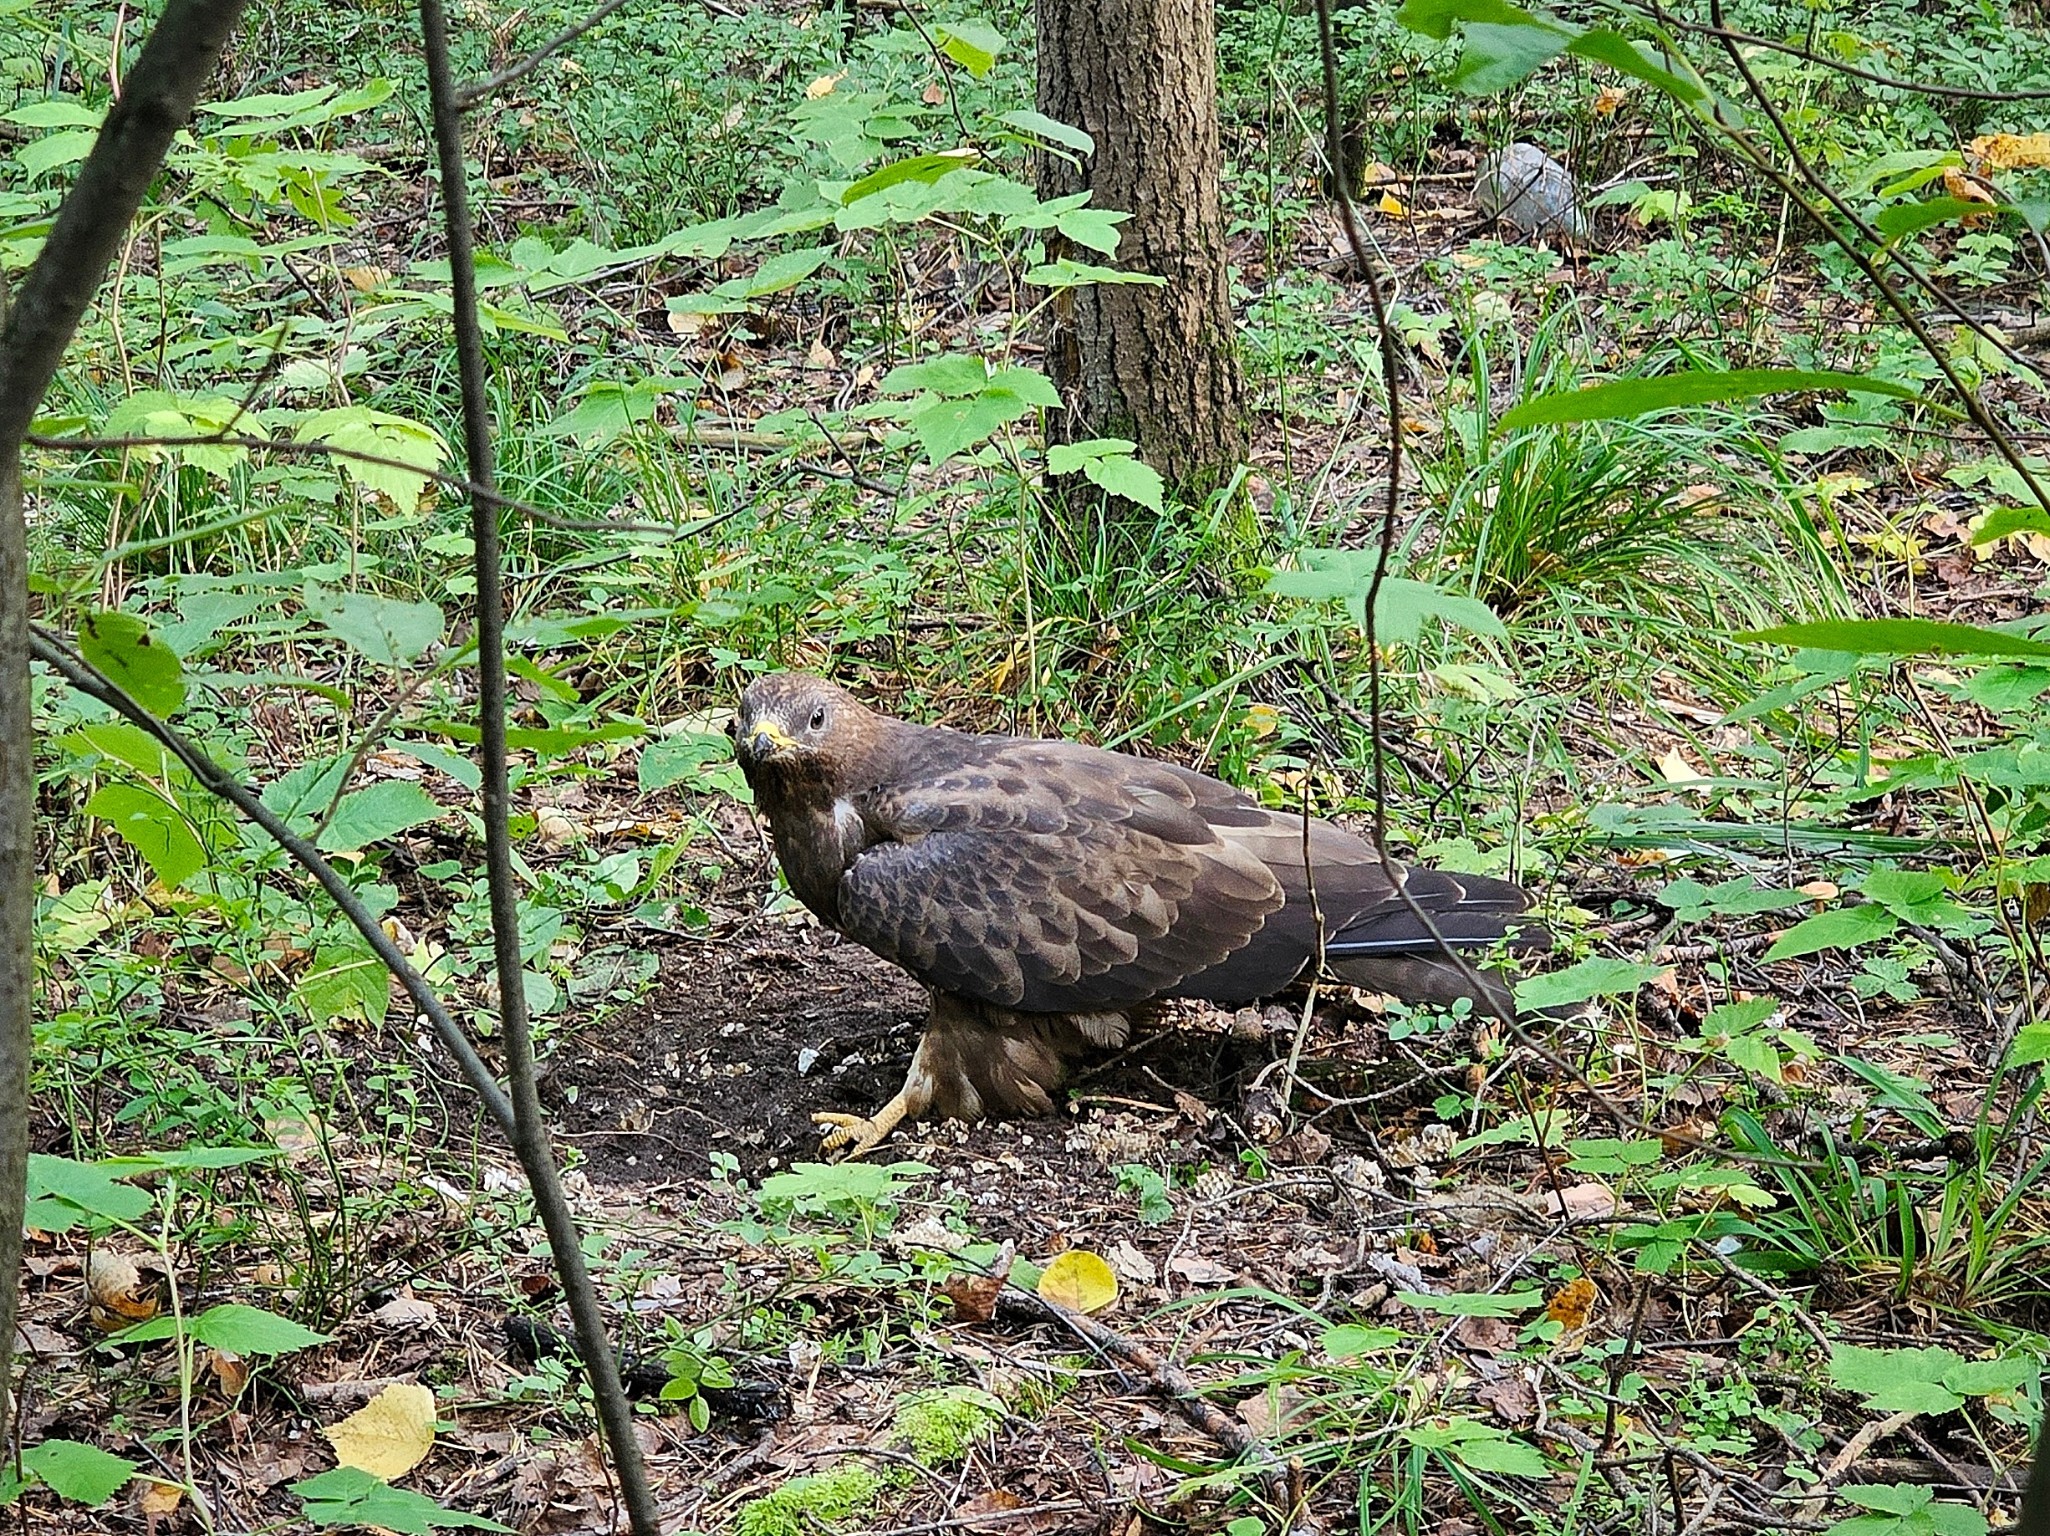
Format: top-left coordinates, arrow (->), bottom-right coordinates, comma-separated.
808,706 -> 827,731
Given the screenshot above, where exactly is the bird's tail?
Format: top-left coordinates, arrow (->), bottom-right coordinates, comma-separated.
1320,868 -> 1561,1019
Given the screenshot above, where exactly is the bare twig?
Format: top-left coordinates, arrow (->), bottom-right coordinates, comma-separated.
455,0 -> 637,110
1650,12 -> 2050,100
418,3 -> 659,1530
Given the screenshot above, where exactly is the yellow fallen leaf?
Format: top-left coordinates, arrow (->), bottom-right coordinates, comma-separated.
1656,745 -> 1708,788
341,266 -> 388,293
138,1479 -> 183,1519
805,71 -> 846,99
1592,84 -> 1627,116
324,1381 -> 437,1480
1038,1249 -> 1119,1314
1378,191 -> 1406,216
1970,131 -> 2050,171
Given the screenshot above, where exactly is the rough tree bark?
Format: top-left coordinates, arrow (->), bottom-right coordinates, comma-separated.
1036,0 -> 1248,500
0,0 -> 253,1452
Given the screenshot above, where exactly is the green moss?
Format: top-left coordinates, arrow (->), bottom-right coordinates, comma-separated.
731,1464 -> 883,1536
888,1385 -> 1007,1465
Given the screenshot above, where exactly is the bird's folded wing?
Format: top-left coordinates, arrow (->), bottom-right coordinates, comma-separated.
836,744 -> 1286,1012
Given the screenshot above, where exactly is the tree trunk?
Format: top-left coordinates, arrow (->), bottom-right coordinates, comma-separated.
1036,0 -> 1248,501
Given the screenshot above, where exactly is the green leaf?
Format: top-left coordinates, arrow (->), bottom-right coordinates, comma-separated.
1875,196 -> 2008,240
1564,30 -> 1710,107
316,781 -> 441,854
1738,618 -> 2050,660
908,390 -> 1035,462
78,610 -> 186,717
21,1441 -> 137,1507
84,783 -> 207,890
292,942 -> 391,1025
64,721 -> 176,779
881,354 -> 996,397
1023,258 -> 1165,288
1453,19 -> 1575,91
2007,1023 -> 2050,1067
1444,1430 -> 1550,1477
296,1466 -> 513,1532
1764,902 -> 1898,961
1974,506 -> 2050,545
17,128 -> 97,178
1515,957 -> 1666,1012
935,19 -> 1006,75
638,733 -> 733,792
25,1154 -> 155,1231
294,407 -> 447,510
1498,369 -> 1921,428
305,586 -> 444,665
191,1303 -> 331,1356
842,150 -> 980,204
1320,1323 -> 1402,1357
993,109 -> 1092,154
1830,1344 -> 1967,1415
1396,1289 -> 1545,1317
1396,0 -> 1563,41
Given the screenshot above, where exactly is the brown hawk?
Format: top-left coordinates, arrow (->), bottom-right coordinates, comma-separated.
735,673 -> 1547,1156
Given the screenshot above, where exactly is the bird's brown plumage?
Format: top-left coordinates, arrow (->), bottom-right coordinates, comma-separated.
734,672 -> 1547,1155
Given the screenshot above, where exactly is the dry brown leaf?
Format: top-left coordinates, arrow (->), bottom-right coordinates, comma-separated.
944,1268 -> 1003,1324
1546,1276 -> 1599,1331
805,339 -> 837,370
324,1381 -> 437,1480
138,1478 -> 184,1529
210,1348 -> 250,1396
372,1293 -> 439,1331
341,266 -> 388,293
87,1250 -> 160,1329
1941,166 -> 2002,227
921,81 -> 947,106
1543,1182 -> 1619,1221
1591,84 -> 1627,115
1475,1373 -> 1540,1425
1970,131 -> 2050,171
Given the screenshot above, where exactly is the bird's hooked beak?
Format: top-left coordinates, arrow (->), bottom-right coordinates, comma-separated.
742,718 -> 799,764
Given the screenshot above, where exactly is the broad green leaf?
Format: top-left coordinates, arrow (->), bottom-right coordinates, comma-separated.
1498,369 -> 1920,428
638,733 -> 732,792
292,943 -> 391,1025
1739,618 -> 2050,660
1564,30 -> 1710,108
191,1303 -> 331,1356
65,721 -> 176,779
935,19 -> 1006,75
908,390 -> 1035,462
25,1154 -> 154,1231
1829,1344 -> 1966,1414
1396,0 -> 1563,40
17,128 -> 96,178
1081,452 -> 1165,511
78,611 -> 185,717
1320,1324 -> 1402,1357
1764,902 -> 1898,961
294,407 -> 447,509
84,784 -> 207,890
993,109 -> 1092,154
295,1466 -> 514,1532
1443,1430 -> 1550,1477
881,354 -> 996,397
2007,1023 -> 2050,1067
21,1440 -> 136,1507
1973,506 -> 2050,545
5,100 -> 104,128
1875,196 -> 2008,240
1515,957 -> 1666,1011
305,586 -> 444,665
316,781 -> 441,853
842,150 -> 979,204
1453,19 -> 1574,91
1053,206 -> 1126,254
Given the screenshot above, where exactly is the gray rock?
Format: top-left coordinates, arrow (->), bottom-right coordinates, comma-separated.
1475,142 -> 1587,238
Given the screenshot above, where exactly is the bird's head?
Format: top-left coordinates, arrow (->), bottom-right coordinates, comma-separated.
733,672 -> 865,781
